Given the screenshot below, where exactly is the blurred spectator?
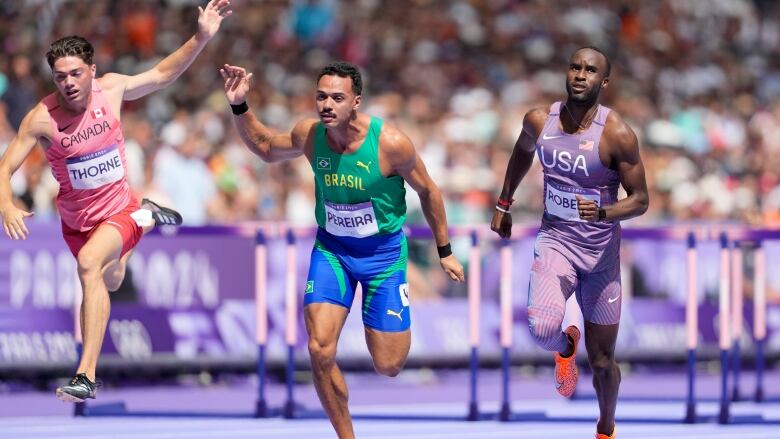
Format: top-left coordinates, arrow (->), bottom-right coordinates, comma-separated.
154,127 -> 218,226
2,55 -> 37,130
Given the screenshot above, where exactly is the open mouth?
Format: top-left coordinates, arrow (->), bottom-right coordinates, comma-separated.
65,89 -> 79,99
320,113 -> 335,122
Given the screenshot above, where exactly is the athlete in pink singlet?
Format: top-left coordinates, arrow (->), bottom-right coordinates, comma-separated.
491,47 -> 649,439
0,0 -> 233,403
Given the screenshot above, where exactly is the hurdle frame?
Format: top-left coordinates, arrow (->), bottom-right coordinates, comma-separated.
727,228 -> 780,405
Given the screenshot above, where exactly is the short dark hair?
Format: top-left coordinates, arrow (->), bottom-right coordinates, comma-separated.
317,61 -> 362,96
46,36 -> 94,68
575,46 -> 611,77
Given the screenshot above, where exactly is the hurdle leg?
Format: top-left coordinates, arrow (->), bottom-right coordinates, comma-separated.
283,228 -> 299,419
731,340 -> 741,402
254,231 -> 270,418
467,230 -> 481,421
498,240 -> 512,422
255,344 -> 268,417
754,244 -> 766,403
684,232 -> 698,423
717,232 -> 731,424
755,338 -> 765,402
283,344 -> 296,418
730,246 -> 743,402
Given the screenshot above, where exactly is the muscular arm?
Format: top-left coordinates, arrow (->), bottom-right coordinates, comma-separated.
491,108 -> 546,238
497,109 -> 545,203
385,129 -> 448,246
232,114 -> 312,162
600,116 -> 649,221
0,105 -> 47,238
384,126 -> 464,282
104,0 -> 232,101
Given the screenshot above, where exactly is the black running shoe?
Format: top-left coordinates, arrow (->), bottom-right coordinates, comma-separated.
141,198 -> 183,226
55,373 -> 97,402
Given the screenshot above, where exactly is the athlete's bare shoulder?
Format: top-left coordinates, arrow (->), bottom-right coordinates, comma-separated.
291,118 -> 319,157
524,107 -> 549,138
23,102 -> 54,140
291,118 -> 319,143
603,109 -> 638,149
602,109 -> 639,164
378,120 -> 413,157
97,73 -> 126,90
96,73 -> 127,107
379,120 -> 412,150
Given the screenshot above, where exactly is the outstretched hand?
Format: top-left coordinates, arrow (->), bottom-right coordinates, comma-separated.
440,255 -> 466,283
197,0 -> 233,40
219,64 -> 253,105
1,205 -> 33,240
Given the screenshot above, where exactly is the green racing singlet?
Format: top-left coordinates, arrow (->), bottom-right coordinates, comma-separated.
312,116 -> 406,237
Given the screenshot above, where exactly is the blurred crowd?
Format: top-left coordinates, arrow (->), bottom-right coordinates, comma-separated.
1,0 -> 779,227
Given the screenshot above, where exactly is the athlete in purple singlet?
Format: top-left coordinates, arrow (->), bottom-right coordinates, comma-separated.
491,47 -> 649,439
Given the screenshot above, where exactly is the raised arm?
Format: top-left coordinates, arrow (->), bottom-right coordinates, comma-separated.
105,0 -> 233,101
220,64 -> 311,162
490,108 -> 546,239
384,127 -> 465,282
0,105 -> 47,239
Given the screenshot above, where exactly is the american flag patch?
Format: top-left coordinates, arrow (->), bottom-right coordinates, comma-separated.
579,139 -> 594,151
91,107 -> 106,119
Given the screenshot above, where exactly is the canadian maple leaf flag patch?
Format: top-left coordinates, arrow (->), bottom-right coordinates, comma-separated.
91,107 -> 106,119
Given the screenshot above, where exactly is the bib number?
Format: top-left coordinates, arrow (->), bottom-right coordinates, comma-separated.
545,183 -> 600,222
66,144 -> 124,190
324,201 -> 379,237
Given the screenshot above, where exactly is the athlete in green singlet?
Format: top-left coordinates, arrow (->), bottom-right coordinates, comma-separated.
220,61 -> 465,439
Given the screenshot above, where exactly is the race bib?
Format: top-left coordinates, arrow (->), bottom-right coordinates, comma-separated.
324,200 -> 379,238
66,144 -> 124,190
545,183 -> 600,222
399,283 -> 410,307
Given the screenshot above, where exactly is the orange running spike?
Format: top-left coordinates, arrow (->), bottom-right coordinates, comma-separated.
553,325 -> 580,398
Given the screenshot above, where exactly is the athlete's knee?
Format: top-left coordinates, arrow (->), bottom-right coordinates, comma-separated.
372,356 -> 405,377
589,354 -> 618,378
76,249 -> 102,278
528,314 -> 565,351
308,337 -> 337,370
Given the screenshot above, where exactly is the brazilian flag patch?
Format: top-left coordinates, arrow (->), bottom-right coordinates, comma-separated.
305,280 -> 314,294
317,157 -> 330,170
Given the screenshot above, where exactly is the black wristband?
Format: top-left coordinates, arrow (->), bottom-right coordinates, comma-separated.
230,101 -> 249,115
598,208 -> 607,221
437,243 -> 452,259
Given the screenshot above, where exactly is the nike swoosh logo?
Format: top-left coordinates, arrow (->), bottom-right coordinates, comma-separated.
608,295 -> 620,303
542,133 -> 562,140
58,123 -> 74,132
555,380 -> 563,389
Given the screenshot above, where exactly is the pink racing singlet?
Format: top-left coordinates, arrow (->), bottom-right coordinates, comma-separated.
42,79 -> 135,232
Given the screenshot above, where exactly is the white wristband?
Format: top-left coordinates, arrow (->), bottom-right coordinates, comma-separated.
495,205 -> 510,214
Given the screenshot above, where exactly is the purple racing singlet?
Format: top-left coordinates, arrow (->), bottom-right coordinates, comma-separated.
537,102 -> 620,249
527,102 -> 622,350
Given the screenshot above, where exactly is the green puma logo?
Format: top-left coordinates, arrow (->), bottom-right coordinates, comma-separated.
356,160 -> 372,172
